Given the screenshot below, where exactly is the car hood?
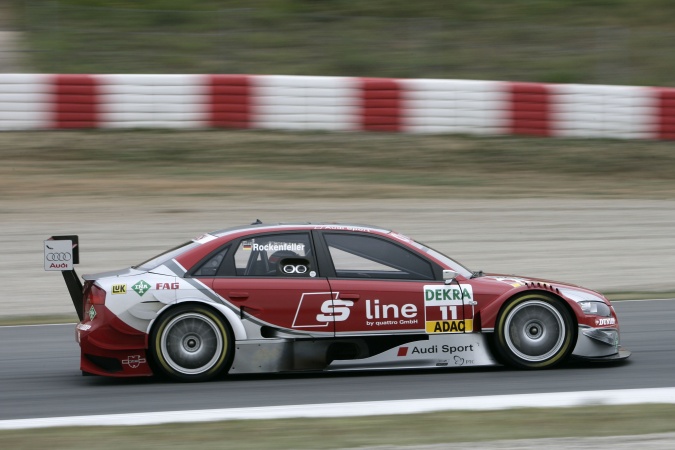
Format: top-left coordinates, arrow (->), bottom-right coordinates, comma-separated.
477,273 -> 605,299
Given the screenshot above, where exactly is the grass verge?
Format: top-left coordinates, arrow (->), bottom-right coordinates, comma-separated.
2,130 -> 675,200
2,405 -> 675,449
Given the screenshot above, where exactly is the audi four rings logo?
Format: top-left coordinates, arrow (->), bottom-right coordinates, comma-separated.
283,264 -> 308,274
46,252 -> 72,261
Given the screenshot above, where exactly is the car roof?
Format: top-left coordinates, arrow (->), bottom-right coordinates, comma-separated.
209,222 -> 392,238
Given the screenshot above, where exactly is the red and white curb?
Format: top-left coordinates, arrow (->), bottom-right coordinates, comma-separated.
2,387 -> 675,430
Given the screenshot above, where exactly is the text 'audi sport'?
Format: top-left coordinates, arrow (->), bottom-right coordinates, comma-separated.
45,222 -> 630,382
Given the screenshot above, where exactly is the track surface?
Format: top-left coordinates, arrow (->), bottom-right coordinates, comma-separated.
1,300 -> 673,421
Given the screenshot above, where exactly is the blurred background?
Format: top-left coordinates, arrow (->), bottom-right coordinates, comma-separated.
2,0 -> 675,85
1,0 -> 675,320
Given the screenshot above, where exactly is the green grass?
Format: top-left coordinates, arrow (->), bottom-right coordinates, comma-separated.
10,0 -> 675,85
2,130 -> 675,200
2,405 -> 675,449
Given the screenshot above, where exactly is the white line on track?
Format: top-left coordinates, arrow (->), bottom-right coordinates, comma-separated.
1,387 -> 675,430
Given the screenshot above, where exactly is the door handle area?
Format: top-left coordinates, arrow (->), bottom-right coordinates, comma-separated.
229,292 -> 249,300
339,293 -> 360,301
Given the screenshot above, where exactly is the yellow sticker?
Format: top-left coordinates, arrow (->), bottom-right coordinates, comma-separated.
112,284 -> 127,295
426,319 -> 473,334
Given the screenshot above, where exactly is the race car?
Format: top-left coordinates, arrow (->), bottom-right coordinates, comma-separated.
45,222 -> 630,381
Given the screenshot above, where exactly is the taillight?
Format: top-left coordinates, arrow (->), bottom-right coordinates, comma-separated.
82,282 -> 106,322
88,284 -> 106,304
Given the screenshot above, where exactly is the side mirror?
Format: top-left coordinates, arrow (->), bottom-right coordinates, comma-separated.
443,270 -> 459,284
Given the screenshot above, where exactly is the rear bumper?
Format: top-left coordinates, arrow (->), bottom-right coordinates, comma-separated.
76,306 -> 153,377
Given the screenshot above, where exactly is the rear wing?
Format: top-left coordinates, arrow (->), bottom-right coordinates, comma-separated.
44,235 -> 83,321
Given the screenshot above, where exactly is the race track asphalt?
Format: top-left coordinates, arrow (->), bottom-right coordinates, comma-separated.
1,299 -> 673,421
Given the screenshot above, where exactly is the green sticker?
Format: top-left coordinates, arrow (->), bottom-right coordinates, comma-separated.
132,280 -> 151,296
88,305 -> 96,321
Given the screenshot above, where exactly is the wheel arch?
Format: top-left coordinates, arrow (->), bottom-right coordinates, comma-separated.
480,288 -> 579,331
147,299 -> 247,342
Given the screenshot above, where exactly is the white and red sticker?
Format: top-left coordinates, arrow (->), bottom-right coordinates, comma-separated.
292,292 -> 351,328
423,285 -> 474,333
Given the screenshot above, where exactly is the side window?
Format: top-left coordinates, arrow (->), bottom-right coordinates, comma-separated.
324,233 -> 434,280
192,247 -> 229,277
233,233 -> 314,277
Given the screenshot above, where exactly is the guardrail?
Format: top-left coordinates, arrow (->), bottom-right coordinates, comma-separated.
1,74 -> 673,140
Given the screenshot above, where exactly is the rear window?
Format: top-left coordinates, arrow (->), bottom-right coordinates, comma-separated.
133,241 -> 200,271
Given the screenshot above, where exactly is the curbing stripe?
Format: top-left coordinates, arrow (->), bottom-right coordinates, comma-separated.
1,387 -> 675,430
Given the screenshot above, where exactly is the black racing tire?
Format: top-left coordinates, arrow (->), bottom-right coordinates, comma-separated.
494,293 -> 575,369
149,304 -> 234,382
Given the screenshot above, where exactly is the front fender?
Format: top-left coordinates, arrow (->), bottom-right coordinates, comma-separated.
479,283 -> 576,330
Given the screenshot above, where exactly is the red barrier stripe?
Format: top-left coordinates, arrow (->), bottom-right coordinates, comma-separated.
657,88 -> 675,140
508,82 -> 551,137
360,78 -> 401,132
208,75 -> 251,128
53,74 -> 99,129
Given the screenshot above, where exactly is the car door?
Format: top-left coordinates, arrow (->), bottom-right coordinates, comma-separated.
206,231 -> 334,336
316,231 -> 462,336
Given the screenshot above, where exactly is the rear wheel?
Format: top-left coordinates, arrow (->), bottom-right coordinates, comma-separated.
494,294 -> 575,369
150,304 -> 233,382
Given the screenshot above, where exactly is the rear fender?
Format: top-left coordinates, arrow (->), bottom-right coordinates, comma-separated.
147,299 -> 247,341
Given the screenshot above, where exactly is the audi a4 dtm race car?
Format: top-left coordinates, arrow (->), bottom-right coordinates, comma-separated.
45,222 -> 630,382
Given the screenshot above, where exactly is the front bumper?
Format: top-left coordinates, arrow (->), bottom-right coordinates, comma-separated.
571,325 -> 630,361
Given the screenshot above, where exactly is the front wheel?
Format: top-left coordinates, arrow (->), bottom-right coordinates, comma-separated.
150,304 -> 233,382
494,294 -> 575,369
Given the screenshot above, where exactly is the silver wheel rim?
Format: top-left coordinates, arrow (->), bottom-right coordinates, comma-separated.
504,300 -> 566,362
160,312 -> 223,375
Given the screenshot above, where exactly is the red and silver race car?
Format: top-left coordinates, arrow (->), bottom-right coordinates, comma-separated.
45,222 -> 629,381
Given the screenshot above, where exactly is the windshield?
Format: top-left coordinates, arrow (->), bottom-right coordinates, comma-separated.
410,240 -> 473,279
133,241 -> 200,271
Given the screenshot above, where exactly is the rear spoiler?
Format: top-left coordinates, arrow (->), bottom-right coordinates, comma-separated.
44,235 -> 83,321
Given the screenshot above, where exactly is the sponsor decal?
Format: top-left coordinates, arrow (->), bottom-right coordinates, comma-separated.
316,299 -> 353,322
111,284 -> 127,295
88,305 -> 96,321
454,356 -> 465,366
596,317 -> 616,326
46,252 -> 71,262
292,292 -> 342,328
313,225 -> 374,233
397,344 -> 475,356
122,355 -> 146,369
425,286 -> 473,302
365,299 -> 418,327
43,239 -> 74,271
425,319 -> 474,333
132,280 -> 151,296
156,282 -> 179,290
423,285 -> 474,334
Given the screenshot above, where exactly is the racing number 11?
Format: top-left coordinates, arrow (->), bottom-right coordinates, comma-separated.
440,305 -> 458,320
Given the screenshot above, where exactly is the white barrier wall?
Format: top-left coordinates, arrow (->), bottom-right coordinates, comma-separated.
97,74 -> 209,129
0,74 -> 51,130
0,73 -> 672,140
